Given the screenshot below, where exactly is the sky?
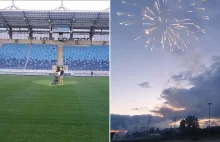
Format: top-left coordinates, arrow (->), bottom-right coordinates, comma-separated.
0,0 -> 109,11
111,0 -> 220,130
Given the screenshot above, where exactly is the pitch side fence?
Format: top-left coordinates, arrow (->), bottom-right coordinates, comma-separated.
0,69 -> 109,77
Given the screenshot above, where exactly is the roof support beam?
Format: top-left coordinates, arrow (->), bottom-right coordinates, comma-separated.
48,12 -> 51,23
9,28 -> 12,39
89,27 -> 95,41
0,10 -> 109,37
23,11 -> 31,29
70,24 -> 73,40
70,31 -> 73,40
0,12 -> 11,30
0,12 -> 13,39
49,28 -> 53,40
29,28 -> 33,39
92,12 -> 101,27
69,13 -> 75,40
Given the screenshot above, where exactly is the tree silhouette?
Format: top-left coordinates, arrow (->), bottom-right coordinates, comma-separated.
179,115 -> 199,129
149,127 -> 155,134
180,119 -> 187,129
155,128 -> 160,134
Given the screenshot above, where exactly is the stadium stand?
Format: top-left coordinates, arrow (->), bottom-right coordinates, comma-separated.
0,43 -> 29,69
63,45 -> 109,71
26,44 -> 58,70
0,8 -> 109,75
0,43 -> 109,71
0,43 -> 58,70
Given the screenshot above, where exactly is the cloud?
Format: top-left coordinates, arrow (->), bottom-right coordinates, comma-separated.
172,74 -> 185,81
171,71 -> 192,81
151,106 -> 178,118
111,58 -> 220,130
130,107 -> 148,111
138,82 -> 151,88
159,58 -> 220,120
212,56 -> 220,61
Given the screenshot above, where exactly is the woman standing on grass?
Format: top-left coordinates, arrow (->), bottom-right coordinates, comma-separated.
59,67 -> 64,85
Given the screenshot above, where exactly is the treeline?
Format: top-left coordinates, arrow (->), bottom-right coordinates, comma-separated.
111,115 -> 220,141
163,115 -> 220,140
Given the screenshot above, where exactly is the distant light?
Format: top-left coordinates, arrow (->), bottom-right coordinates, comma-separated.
145,30 -> 149,34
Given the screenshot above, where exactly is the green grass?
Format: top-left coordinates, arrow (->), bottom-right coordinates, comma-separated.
0,75 -> 109,142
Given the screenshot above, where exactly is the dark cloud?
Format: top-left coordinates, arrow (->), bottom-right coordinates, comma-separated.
138,82 -> 151,88
172,73 -> 189,81
151,106 -> 178,119
160,58 -> 220,119
212,56 -> 220,61
130,107 -> 148,111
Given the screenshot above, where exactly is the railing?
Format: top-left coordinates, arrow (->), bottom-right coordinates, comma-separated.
0,69 -> 109,77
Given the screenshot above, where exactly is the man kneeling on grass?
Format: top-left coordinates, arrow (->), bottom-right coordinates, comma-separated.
51,70 -> 59,85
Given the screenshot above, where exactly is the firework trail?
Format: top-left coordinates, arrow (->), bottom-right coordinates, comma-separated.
118,0 -> 208,52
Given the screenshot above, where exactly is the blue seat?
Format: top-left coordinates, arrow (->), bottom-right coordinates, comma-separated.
0,44 -> 108,71
63,45 -> 109,71
0,43 -> 29,69
0,43 -> 57,70
27,44 -> 57,70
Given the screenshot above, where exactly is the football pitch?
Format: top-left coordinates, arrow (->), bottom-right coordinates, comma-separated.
0,75 -> 109,142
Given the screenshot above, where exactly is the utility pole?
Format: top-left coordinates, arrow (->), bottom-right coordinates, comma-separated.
172,115 -> 177,142
147,114 -> 151,131
208,102 -> 212,138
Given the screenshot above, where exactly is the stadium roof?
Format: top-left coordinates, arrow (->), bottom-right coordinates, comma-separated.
0,10 -> 109,30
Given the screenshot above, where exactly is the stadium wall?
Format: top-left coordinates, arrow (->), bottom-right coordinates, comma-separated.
0,69 -> 109,77
0,39 -> 109,46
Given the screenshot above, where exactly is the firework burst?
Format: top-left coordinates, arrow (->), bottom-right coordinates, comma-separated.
118,0 -> 208,52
